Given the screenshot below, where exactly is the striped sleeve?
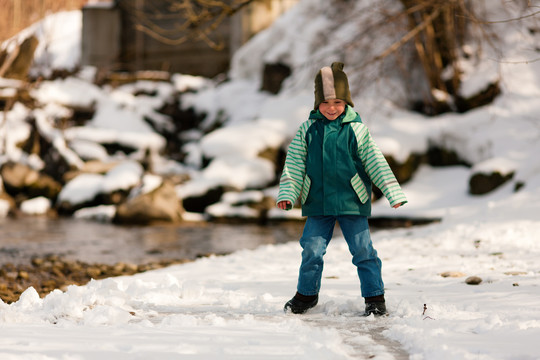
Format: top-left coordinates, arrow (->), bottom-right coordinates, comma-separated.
351,123 -> 408,207
276,120 -> 313,207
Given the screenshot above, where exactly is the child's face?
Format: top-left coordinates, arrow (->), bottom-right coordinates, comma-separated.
318,99 -> 346,120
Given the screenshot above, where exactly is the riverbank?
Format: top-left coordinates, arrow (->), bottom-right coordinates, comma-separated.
0,254 -> 193,304
0,216 -> 307,304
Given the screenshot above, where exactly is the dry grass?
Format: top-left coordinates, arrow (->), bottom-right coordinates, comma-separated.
0,0 -> 89,42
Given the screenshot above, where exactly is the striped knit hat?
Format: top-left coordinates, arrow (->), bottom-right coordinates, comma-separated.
313,62 -> 354,109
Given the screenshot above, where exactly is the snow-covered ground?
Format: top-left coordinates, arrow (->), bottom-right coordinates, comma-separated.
1,209 -> 540,359
1,0 -> 540,359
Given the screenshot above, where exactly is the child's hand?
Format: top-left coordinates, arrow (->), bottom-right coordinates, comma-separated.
393,202 -> 403,209
277,201 -> 292,210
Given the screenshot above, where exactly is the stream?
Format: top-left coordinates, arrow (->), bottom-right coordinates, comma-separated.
0,217 -> 306,265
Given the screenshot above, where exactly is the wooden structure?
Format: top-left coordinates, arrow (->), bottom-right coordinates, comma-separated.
81,0 -> 298,77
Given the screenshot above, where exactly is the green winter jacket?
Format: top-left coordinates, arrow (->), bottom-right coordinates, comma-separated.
277,105 -> 407,217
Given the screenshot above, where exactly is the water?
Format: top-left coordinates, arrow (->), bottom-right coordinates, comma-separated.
0,217 -> 306,265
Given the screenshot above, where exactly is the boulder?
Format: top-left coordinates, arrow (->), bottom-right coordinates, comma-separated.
469,171 -> 514,195
259,146 -> 287,185
260,62 -> 291,94
63,160 -> 119,182
114,180 -> 183,224
0,35 -> 39,80
27,175 -> 62,200
0,162 -> 39,190
427,145 -> 470,167
385,153 -> 424,184
0,162 -> 62,200
372,153 -> 423,200
455,81 -> 501,113
182,186 -> 225,213
26,117 -> 84,183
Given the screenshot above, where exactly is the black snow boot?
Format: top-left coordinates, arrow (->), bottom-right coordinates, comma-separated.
284,292 -> 318,314
363,295 -> 387,316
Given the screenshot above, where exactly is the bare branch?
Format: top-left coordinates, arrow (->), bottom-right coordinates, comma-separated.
369,4 -> 446,64
461,9 -> 540,24
122,0 -> 258,49
488,56 -> 540,64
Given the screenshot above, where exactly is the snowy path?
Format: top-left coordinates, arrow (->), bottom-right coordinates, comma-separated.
299,315 -> 408,359
139,306 -> 409,359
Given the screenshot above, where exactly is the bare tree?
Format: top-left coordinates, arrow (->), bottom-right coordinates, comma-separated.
366,0 -> 539,114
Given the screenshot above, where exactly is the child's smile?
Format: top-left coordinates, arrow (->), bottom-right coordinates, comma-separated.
319,99 -> 346,120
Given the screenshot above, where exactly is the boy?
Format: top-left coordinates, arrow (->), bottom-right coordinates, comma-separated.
276,62 -> 407,316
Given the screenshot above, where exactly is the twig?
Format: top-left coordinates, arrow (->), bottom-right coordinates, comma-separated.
422,304 -> 435,320
370,5 -> 446,64
458,9 -> 540,24
487,56 -> 540,65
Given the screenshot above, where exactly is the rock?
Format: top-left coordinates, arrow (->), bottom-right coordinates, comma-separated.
260,62 -> 291,94
427,145 -> 470,167
114,180 -> 183,224
440,271 -> 466,278
469,171 -> 514,195
259,146 -> 286,184
27,176 -> 62,200
514,181 -> 525,192
31,257 -> 44,267
252,195 -> 280,224
86,267 -> 102,279
63,160 -> 119,182
455,81 -> 501,113
183,186 -> 225,213
52,266 -> 66,280
0,49 -> 7,72
0,162 -> 62,201
28,116 -> 84,182
372,153 -> 423,200
0,35 -> 39,80
0,162 -> 39,190
385,153 -> 425,184
465,276 -> 482,285
504,271 -> 527,276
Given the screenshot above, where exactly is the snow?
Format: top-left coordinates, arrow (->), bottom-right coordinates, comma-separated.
57,161 -> 143,206
0,200 -> 9,217
84,0 -> 115,10
1,0 -> 540,359
20,196 -> 51,215
206,190 -> 265,219
1,11 -> 82,78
